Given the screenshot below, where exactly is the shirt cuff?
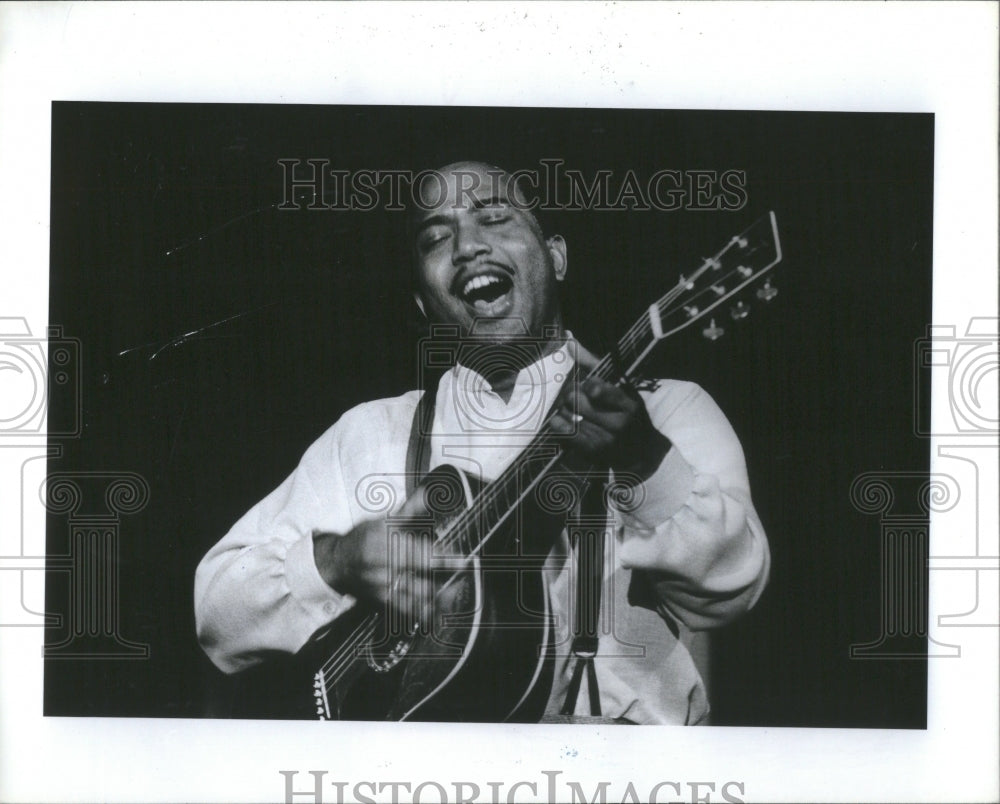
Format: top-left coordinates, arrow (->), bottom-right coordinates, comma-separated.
615,446 -> 696,531
285,533 -> 356,620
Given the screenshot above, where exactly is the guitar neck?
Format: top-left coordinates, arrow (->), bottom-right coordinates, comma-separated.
436,211 -> 782,559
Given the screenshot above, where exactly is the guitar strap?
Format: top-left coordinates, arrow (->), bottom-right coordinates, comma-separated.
404,373 -> 441,497
560,473 -> 609,717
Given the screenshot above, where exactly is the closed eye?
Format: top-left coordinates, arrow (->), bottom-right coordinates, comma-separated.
417,227 -> 451,252
476,204 -> 512,225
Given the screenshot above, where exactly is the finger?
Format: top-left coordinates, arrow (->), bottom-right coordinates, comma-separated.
581,377 -> 635,412
374,567 -> 404,608
409,571 -> 446,632
552,379 -> 586,420
553,404 -> 609,443
404,535 -> 436,574
380,569 -> 430,613
376,528 -> 427,593
551,373 -> 579,410
571,339 -> 602,374
403,572 -> 434,613
562,418 -> 615,458
567,391 -> 630,433
398,484 -> 431,518
555,407 -> 616,445
548,409 -> 578,435
431,547 -> 469,571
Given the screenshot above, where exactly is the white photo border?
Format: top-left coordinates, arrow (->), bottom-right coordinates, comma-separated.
0,3 -> 997,803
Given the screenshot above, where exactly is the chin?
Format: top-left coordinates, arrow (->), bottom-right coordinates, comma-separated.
466,317 -> 536,340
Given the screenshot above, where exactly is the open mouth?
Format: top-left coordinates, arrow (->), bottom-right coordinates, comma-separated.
456,272 -> 514,315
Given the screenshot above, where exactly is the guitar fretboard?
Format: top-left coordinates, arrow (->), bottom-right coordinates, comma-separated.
434,212 -> 780,561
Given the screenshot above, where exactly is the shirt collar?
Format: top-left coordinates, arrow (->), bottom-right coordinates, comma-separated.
450,332 -> 577,397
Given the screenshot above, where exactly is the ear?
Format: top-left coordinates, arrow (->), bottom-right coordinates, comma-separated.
547,235 -> 568,282
413,291 -> 426,317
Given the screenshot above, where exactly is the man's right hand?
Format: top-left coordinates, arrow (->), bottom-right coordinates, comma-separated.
313,485 -> 440,621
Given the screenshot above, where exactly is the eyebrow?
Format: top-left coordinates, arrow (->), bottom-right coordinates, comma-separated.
413,195 -> 511,237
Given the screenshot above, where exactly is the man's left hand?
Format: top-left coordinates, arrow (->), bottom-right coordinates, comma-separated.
548,347 -> 671,486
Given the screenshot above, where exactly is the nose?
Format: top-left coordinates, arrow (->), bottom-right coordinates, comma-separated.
451,219 -> 490,265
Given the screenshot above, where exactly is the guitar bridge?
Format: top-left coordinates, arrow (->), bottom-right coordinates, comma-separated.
313,670 -> 332,720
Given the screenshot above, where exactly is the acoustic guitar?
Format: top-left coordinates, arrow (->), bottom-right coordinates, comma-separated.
231,212 -> 782,722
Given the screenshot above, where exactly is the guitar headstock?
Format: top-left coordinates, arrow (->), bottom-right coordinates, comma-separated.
651,211 -> 782,342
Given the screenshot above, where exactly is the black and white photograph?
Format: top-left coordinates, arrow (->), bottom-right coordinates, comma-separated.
42,102 -> 933,732
0,4 -> 997,803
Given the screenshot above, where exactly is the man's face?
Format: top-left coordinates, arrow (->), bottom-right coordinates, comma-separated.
412,163 -> 567,341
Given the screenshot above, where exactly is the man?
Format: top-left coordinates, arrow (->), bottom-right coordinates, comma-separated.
195,161 -> 769,725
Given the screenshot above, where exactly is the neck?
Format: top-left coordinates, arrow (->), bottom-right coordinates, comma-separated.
457,330 -> 567,405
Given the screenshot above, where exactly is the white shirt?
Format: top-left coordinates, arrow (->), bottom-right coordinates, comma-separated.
194,343 -> 769,724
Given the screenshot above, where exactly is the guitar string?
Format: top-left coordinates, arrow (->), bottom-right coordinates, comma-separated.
317,613 -> 379,677
314,228 -> 767,693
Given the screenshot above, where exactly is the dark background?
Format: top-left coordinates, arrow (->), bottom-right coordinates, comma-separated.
45,103 -> 932,727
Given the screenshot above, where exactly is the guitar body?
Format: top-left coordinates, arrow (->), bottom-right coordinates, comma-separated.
232,464 -> 561,722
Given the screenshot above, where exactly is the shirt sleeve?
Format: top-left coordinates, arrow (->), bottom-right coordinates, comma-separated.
193,414 -> 362,674
611,381 -> 770,630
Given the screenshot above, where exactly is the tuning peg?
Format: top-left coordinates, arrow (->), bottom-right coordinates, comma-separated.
710,284 -> 726,296
756,279 -> 778,301
683,305 -> 699,318
737,265 -> 753,278
730,301 -> 750,320
702,318 -> 725,340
